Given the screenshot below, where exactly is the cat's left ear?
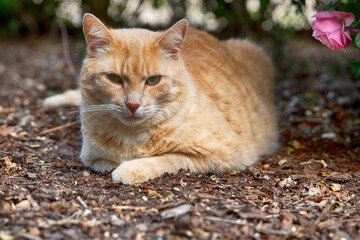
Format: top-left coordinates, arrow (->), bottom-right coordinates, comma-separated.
83,13 -> 115,58
157,19 -> 188,59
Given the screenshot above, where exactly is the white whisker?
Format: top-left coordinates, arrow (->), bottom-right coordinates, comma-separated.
80,103 -> 126,123
81,111 -> 107,123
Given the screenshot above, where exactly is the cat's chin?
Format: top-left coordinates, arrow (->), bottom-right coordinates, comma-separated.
118,116 -> 148,126
109,111 -> 147,126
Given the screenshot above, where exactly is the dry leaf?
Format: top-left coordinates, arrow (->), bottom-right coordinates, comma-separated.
161,204 -> 193,219
291,140 -> 302,149
331,183 -> 341,192
228,170 -> 240,175
308,187 -> 321,196
0,202 -> 14,216
248,166 -> 262,177
319,159 -> 327,168
197,192 -> 216,199
15,200 -> 31,211
0,125 -> 16,136
148,189 -> 162,198
279,176 -> 293,188
1,156 -> 18,176
299,211 -> 307,216
278,159 -> 288,165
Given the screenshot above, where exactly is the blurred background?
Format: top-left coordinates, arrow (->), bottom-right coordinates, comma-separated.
2,0 -> 359,86
0,0 -> 326,40
1,0 -> 359,81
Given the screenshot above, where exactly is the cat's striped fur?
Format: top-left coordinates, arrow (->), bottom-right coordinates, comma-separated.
44,14 -> 278,184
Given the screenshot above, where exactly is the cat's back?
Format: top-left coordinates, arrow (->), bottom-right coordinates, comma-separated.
181,28 -> 274,102
180,28 -> 278,155
181,28 -> 234,80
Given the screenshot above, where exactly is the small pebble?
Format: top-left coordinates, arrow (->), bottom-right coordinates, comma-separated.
15,200 -> 31,211
321,132 -> 336,139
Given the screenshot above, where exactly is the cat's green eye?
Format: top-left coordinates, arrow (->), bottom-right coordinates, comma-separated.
146,76 -> 161,85
106,73 -> 123,84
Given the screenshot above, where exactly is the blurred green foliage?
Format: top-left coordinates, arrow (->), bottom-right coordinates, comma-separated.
0,0 -> 59,37
0,0 -> 315,39
324,0 -> 360,78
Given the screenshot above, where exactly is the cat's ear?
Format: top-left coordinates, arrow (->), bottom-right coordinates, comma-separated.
82,13 -> 115,58
157,19 -> 188,59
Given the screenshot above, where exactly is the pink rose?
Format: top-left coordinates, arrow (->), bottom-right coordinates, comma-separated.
312,11 -> 355,50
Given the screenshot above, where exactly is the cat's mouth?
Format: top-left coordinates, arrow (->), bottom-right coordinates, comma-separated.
111,112 -> 146,126
109,108 -> 148,126
121,115 -> 147,126
124,115 -> 144,120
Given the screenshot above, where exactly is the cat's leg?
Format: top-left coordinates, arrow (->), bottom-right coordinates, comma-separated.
43,89 -> 81,109
88,158 -> 119,172
80,134 -> 119,172
112,154 -> 198,184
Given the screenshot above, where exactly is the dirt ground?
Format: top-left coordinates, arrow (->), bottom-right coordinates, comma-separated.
0,37 -> 359,240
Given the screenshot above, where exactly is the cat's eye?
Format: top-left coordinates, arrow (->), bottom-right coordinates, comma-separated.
146,76 -> 161,85
106,73 -> 123,84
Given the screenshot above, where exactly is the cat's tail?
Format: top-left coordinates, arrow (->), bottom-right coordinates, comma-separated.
43,89 -> 81,109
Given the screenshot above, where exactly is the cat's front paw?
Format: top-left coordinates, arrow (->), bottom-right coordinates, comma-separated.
87,158 -> 118,173
112,160 -> 154,184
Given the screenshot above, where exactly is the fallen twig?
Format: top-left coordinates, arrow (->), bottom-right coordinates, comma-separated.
40,122 -> 77,135
256,227 -> 291,236
314,197 -> 334,226
112,205 -> 158,214
204,216 -> 250,226
57,18 -> 78,81
76,196 -> 88,209
26,194 -> 40,209
112,205 -> 147,211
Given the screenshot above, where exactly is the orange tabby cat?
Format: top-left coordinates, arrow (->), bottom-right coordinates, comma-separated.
44,13 -> 278,184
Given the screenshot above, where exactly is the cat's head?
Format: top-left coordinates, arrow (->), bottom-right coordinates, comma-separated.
80,14 -> 189,127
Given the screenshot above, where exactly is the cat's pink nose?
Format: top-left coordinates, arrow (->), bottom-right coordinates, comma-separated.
126,102 -> 140,114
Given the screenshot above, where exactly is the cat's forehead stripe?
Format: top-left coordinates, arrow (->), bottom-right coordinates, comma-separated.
120,45 -> 151,77
100,30 -> 159,78
116,61 -> 120,73
111,29 -> 159,77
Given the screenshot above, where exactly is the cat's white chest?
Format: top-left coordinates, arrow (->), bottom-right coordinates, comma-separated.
83,129 -> 151,162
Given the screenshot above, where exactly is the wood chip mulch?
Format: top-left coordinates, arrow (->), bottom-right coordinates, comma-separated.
0,38 -> 359,240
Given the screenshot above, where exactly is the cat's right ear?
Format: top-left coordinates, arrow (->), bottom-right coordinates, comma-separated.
83,13 -> 115,58
157,19 -> 188,60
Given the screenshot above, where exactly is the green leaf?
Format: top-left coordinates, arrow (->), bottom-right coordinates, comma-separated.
291,0 -> 304,14
349,21 -> 360,30
354,33 -> 360,51
152,0 -> 159,8
325,2 -> 334,11
345,20 -> 360,31
8,19 -> 20,32
340,1 -> 360,21
348,61 -> 360,79
152,0 -> 165,9
260,0 -> 270,6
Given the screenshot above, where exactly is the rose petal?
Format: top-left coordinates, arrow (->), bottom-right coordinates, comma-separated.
331,11 -> 355,26
313,31 -> 332,48
313,17 -> 342,33
350,28 -> 360,34
328,29 -> 352,49
328,29 -> 344,46
343,30 -> 352,48
312,11 -> 336,19
328,39 -> 342,50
